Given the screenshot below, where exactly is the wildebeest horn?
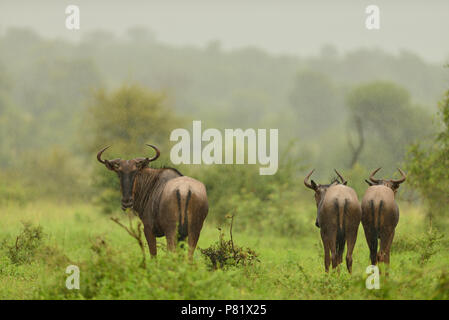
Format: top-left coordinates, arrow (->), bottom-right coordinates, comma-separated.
391,168 -> 407,184
145,144 -> 160,162
97,146 -> 111,164
304,169 -> 316,190
334,169 -> 347,185
369,167 -> 382,183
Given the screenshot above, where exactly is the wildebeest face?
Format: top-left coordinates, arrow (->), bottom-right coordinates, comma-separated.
105,158 -> 149,210
96,145 -> 161,211
365,168 -> 406,195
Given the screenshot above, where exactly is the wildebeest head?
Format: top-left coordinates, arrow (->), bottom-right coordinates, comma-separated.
97,144 -> 160,210
304,169 -> 347,206
364,167 -> 406,194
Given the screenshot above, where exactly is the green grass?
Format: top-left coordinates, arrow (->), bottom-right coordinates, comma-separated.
0,201 -> 448,300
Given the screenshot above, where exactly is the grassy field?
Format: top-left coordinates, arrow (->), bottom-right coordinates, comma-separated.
0,201 -> 448,300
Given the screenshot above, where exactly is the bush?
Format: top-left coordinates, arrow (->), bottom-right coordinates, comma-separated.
20,147 -> 89,201
433,271 -> 449,300
200,216 -> 259,270
5,221 -> 45,265
405,89 -> 449,222
37,235 -> 241,300
195,143 -> 311,236
0,172 -> 33,206
2,221 -> 70,267
416,229 -> 444,266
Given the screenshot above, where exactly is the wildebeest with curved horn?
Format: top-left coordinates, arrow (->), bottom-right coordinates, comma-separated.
304,169 -> 361,273
97,144 -> 209,259
361,168 -> 406,266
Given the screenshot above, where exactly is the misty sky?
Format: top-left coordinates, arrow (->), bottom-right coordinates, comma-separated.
1,0 -> 448,63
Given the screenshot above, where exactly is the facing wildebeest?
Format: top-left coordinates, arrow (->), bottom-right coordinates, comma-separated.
361,168 -> 406,266
97,144 -> 209,259
304,169 -> 362,273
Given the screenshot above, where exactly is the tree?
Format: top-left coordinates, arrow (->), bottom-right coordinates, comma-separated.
345,81 -> 433,168
84,84 -> 182,213
0,69 -> 32,168
406,89 -> 449,224
289,70 -> 343,135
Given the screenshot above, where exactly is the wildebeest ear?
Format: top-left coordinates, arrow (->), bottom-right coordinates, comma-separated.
343,181 -> 348,185
136,158 -> 150,169
365,179 -> 374,186
311,180 -> 318,190
104,160 -> 116,171
392,182 -> 401,190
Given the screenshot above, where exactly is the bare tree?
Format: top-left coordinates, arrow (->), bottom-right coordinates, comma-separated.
347,115 -> 364,168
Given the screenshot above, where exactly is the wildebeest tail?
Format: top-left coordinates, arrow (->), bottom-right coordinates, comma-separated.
369,199 -> 381,254
176,189 -> 191,242
335,199 -> 347,257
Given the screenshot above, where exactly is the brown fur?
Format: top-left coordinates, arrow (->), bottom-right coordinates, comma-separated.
361,185 -> 399,266
318,185 -> 362,273
361,168 -> 406,266
134,168 -> 209,259
97,146 -> 208,260
305,170 -> 362,273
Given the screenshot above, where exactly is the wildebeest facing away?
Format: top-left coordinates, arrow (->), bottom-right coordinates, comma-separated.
304,169 -> 361,273
97,144 -> 209,259
362,168 -> 406,266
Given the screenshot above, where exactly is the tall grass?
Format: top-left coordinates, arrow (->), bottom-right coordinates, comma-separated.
0,201 -> 448,300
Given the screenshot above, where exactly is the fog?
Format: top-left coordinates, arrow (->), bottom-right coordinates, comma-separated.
0,0 -> 447,190
1,0 -> 449,62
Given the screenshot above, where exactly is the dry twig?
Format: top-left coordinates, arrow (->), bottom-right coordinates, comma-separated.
110,211 -> 147,268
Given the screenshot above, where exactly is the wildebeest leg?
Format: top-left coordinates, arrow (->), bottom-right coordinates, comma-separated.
165,230 -> 177,253
382,230 -> 395,276
384,229 -> 395,265
187,230 -> 200,261
336,235 -> 345,267
143,224 -> 157,257
186,199 -> 206,261
364,226 -> 378,265
379,229 -> 394,271
378,228 -> 389,264
188,215 -> 204,261
330,237 -> 338,270
345,228 -> 358,274
321,231 -> 331,272
323,241 -> 331,273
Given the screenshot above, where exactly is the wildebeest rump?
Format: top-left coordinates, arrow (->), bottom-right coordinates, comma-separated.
304,169 -> 361,273
97,144 -> 209,259
362,168 -> 406,265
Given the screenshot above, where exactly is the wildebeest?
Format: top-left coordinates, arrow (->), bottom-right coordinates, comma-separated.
304,169 -> 361,273
97,144 -> 209,259
361,168 -> 406,266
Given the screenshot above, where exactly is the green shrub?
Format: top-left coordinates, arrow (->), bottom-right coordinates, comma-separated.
392,234 -> 418,254
0,172 -> 35,206
5,221 -> 45,265
405,89 -> 449,221
416,229 -> 444,265
37,235 -> 241,300
432,271 -> 449,300
2,221 -> 70,267
195,144 -> 310,237
200,216 -> 259,270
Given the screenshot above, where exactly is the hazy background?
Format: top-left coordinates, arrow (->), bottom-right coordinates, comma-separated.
1,1 -> 449,300
0,0 -> 448,217
1,0 -> 449,62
